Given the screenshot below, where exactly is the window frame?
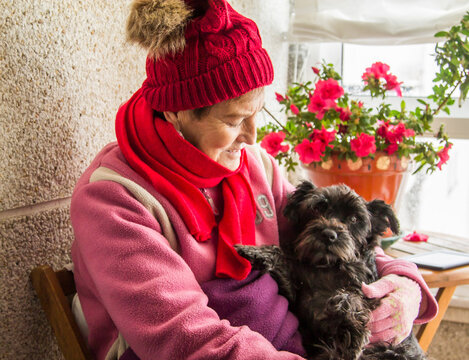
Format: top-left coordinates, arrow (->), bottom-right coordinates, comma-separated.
287,42 -> 469,139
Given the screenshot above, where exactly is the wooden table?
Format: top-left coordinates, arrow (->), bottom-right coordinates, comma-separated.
385,231 -> 469,352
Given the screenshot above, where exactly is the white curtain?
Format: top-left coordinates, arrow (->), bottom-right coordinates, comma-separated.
291,0 -> 469,45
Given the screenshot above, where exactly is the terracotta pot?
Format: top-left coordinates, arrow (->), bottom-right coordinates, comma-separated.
303,152 -> 409,206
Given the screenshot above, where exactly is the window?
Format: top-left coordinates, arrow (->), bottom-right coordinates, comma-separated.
287,42 -> 469,238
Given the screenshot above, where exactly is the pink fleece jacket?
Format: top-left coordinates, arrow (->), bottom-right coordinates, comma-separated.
70,142 -> 437,360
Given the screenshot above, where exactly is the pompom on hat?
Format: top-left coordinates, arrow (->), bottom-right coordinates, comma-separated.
126,0 -> 274,112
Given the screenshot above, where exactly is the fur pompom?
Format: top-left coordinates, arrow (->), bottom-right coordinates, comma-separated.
126,0 -> 193,58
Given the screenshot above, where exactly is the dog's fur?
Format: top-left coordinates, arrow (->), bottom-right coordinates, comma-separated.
236,181 -> 425,360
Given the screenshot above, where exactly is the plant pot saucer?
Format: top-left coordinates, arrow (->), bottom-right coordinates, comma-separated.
380,232 -> 403,250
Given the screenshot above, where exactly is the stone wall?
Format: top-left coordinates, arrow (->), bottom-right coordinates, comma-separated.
0,0 -> 289,358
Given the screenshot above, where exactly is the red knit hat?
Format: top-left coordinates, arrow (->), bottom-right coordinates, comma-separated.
126,0 -> 274,112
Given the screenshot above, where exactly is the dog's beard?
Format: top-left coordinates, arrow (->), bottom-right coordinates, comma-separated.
294,220 -> 359,265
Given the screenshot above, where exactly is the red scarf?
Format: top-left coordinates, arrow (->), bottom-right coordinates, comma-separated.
115,89 -> 256,280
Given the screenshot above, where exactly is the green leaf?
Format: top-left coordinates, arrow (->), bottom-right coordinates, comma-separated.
460,78 -> 469,101
434,31 -> 450,38
412,162 -> 426,175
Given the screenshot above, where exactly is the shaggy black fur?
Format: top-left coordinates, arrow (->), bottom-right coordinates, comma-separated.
236,181 -> 426,360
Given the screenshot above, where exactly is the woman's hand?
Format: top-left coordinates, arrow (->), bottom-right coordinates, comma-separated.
362,274 -> 422,345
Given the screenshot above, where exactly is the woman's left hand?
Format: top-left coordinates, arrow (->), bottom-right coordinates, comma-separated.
362,274 -> 422,345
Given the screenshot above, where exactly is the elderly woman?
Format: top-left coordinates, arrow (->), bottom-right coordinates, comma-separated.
70,1 -> 437,359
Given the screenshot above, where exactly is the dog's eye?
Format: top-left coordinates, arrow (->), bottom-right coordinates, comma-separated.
315,200 -> 328,212
348,216 -> 358,224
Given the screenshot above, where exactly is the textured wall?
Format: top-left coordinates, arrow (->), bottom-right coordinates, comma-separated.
0,1 -> 145,359
0,0 -> 146,211
0,0 -> 289,359
0,206 -> 72,359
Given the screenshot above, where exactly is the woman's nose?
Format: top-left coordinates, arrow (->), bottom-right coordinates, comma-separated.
239,116 -> 257,144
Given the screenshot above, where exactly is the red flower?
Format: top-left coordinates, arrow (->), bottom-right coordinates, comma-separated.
436,143 -> 452,170
314,78 -> 344,100
311,126 -> 336,150
377,120 -> 389,138
385,143 -> 399,155
307,93 -> 337,120
275,92 -> 287,102
260,132 -> 290,157
378,122 -> 414,144
403,231 -> 429,242
290,104 -> 300,115
337,107 -> 351,122
312,66 -> 320,75
350,133 -> 376,157
307,82 -> 342,119
338,124 -> 348,134
387,123 -> 406,143
295,139 -> 324,164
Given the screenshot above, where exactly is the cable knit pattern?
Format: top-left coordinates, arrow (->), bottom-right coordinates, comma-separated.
141,0 -> 274,111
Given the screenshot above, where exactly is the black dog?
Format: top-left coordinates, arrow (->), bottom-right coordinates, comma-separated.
236,181 -> 425,360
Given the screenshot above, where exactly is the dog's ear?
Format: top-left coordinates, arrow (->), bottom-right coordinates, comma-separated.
283,181 -> 317,225
366,199 -> 400,237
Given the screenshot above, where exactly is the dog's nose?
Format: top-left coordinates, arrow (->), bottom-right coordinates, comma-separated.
322,229 -> 338,242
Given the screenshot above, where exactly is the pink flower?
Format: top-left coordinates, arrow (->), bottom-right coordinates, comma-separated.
362,62 -> 403,96
312,66 -> 320,75
357,101 -> 364,108
362,62 -> 391,81
275,92 -> 286,102
290,104 -> 300,115
295,139 -> 324,164
314,78 -> 344,100
403,231 -> 429,242
260,132 -> 290,157
436,143 -> 452,170
384,74 -> 403,97
307,93 -> 337,120
350,133 -> 376,157
404,128 -> 415,137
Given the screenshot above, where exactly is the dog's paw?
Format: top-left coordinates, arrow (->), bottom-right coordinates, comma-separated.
234,244 -> 252,259
234,245 -> 281,271
327,290 -> 370,322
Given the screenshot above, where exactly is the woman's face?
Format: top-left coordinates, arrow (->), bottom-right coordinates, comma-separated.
165,89 -> 265,171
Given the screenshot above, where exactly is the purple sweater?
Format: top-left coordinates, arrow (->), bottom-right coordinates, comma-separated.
70,142 -> 437,360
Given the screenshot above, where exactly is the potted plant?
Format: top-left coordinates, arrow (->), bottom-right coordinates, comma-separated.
259,12 -> 469,206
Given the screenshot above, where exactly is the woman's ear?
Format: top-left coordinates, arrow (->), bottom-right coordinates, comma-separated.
163,111 -> 179,129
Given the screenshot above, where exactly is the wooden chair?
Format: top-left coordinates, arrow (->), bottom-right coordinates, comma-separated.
30,265 -> 93,360
32,261 -> 467,357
